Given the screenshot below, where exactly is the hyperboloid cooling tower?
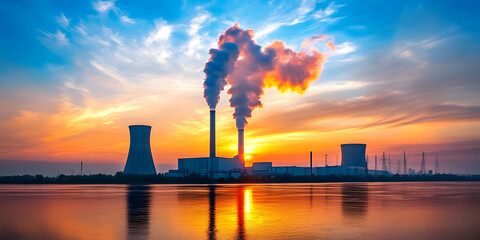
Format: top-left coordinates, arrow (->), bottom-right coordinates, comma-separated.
124,125 -> 157,174
341,143 -> 367,167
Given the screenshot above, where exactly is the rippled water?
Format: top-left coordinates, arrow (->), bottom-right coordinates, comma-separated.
0,182 -> 479,240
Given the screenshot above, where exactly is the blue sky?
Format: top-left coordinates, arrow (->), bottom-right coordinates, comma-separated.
1,0 -> 480,175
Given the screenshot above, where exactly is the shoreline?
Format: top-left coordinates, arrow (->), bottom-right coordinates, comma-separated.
1,173 -> 479,184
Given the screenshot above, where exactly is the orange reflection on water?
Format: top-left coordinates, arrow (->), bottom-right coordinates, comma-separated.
1,183 -> 480,240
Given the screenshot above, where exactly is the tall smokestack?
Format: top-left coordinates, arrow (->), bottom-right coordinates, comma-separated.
310,151 -> 313,176
210,110 -> 216,158
238,129 -> 244,161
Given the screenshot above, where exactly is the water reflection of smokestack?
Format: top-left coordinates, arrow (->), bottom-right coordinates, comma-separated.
238,129 -> 244,161
309,186 -> 313,208
236,187 -> 246,240
207,185 -> 217,240
341,184 -> 368,218
127,185 -> 151,240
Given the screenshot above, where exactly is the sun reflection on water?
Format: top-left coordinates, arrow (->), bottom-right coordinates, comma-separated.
245,189 -> 251,214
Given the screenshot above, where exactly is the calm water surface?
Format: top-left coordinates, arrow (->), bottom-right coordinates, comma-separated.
0,182 -> 479,240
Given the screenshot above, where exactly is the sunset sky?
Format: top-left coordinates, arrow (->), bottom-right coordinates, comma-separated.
0,0 -> 479,175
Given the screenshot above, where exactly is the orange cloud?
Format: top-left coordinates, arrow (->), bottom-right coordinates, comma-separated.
264,40 -> 325,94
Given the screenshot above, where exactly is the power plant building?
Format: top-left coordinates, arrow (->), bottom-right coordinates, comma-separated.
164,111 -> 391,178
124,110 -> 390,178
243,143 -> 390,177
166,109 -> 244,178
174,157 -> 244,178
245,165 -> 372,176
124,125 -> 157,175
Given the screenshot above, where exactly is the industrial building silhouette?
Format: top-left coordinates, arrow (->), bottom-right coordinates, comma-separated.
164,109 -> 244,178
124,112 -> 390,177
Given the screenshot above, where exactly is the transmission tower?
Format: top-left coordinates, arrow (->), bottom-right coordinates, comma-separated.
366,154 -> 369,175
382,152 -> 387,172
375,154 -> 377,175
403,151 -> 407,175
388,153 -> 391,172
325,153 -> 328,175
420,152 -> 426,175
435,154 -> 440,175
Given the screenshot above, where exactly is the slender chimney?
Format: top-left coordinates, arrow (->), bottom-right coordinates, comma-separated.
210,110 -> 216,158
238,129 -> 244,161
310,151 -> 313,176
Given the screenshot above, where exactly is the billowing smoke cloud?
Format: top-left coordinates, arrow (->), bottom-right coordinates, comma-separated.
264,40 -> 325,93
203,23 -> 330,129
203,42 -> 239,109
218,24 -> 277,129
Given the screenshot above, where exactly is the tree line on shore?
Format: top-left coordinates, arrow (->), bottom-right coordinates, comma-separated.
0,172 -> 478,184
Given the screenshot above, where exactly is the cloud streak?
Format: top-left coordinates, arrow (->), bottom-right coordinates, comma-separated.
93,0 -> 115,13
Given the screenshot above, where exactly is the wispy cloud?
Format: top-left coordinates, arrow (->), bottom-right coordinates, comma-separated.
335,41 -> 356,55
89,60 -> 130,86
93,0 -> 115,13
75,23 -> 87,35
71,104 -> 139,123
312,1 -> 345,19
120,15 -> 135,24
55,12 -> 70,28
40,29 -> 69,46
184,11 -> 216,58
188,11 -> 213,36
254,91 -> 480,135
256,0 -> 317,38
143,20 -> 173,63
145,21 -> 172,44
290,0 -> 317,25
256,0 -> 346,39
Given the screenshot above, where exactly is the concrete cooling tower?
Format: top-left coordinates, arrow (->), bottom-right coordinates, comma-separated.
124,125 -> 157,174
341,144 -> 367,167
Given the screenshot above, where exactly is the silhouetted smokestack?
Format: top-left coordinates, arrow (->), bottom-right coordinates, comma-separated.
210,110 -> 216,158
310,151 -> 313,176
238,129 -> 244,160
